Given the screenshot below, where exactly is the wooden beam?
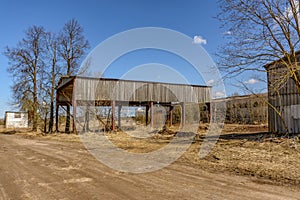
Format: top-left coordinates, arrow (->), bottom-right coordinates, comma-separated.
72,79 -> 77,134
146,105 -> 149,126
84,108 -> 90,132
150,101 -> 154,128
181,102 -> 185,128
169,106 -> 173,127
118,104 -> 122,128
112,100 -> 116,131
209,102 -> 212,123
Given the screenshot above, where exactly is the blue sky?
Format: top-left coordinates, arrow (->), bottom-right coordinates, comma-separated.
0,0 -> 265,118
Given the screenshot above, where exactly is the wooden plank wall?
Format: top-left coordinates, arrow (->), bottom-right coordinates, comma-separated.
75,77 -> 211,103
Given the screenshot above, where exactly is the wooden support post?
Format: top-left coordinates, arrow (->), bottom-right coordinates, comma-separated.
150,101 -> 154,128
169,105 -> 173,127
84,108 -> 90,132
145,105 -> 149,126
181,102 -> 185,128
72,79 -> 77,134
65,105 -> 70,133
118,104 -> 122,128
72,105 -> 76,133
112,101 -> 116,131
209,102 -> 212,123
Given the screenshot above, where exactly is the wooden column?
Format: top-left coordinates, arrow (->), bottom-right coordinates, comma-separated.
209,102 -> 212,123
72,79 -> 77,134
84,108 -> 90,132
65,106 -> 70,133
181,102 -> 185,128
118,104 -> 122,128
169,105 -> 173,127
145,105 -> 149,126
150,101 -> 154,128
112,100 -> 116,131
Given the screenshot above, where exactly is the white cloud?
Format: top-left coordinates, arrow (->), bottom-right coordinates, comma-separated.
207,79 -> 214,85
245,78 -> 259,84
223,31 -> 232,35
193,35 -> 207,45
214,91 -> 225,98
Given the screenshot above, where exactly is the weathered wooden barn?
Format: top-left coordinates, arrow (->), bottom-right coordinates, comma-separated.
5,111 -> 28,128
265,57 -> 300,134
56,76 -> 211,132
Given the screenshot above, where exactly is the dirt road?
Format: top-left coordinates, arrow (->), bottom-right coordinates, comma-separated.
0,133 -> 299,200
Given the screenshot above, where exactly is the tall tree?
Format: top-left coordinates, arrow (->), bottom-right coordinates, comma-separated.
58,19 -> 89,133
4,26 -> 46,131
45,32 -> 62,133
217,0 -> 300,93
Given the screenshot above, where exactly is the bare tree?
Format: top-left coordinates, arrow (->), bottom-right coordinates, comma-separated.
58,19 -> 89,133
217,0 -> 300,92
4,26 -> 46,131
217,0 -> 300,134
44,32 -> 62,133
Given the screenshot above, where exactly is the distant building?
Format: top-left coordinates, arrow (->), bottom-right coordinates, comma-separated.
213,93 -> 268,125
225,93 -> 268,124
5,111 -> 28,128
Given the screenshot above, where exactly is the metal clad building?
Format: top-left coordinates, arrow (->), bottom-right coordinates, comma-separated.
265,60 -> 300,134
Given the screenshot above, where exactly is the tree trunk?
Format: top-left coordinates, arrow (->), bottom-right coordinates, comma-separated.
32,63 -> 38,132
48,62 -> 56,133
55,105 -> 59,132
32,105 -> 38,131
44,111 -> 48,134
65,58 -> 71,134
48,101 -> 54,133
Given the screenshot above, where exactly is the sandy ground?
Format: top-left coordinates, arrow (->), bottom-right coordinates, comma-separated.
0,126 -> 300,199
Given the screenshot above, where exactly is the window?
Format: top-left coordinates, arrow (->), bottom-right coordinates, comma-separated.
14,113 -> 21,118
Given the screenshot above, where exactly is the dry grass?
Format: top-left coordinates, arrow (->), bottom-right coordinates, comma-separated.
1,124 -> 299,186
180,137 -> 300,186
